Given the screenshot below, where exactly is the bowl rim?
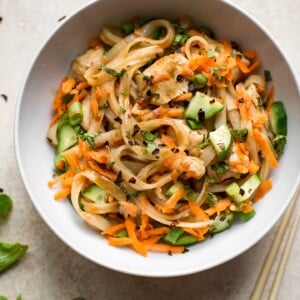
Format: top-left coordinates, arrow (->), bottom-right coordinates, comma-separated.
14,0 -> 300,277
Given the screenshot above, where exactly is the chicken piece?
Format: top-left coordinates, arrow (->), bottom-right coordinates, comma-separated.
70,48 -> 104,82
142,53 -> 189,105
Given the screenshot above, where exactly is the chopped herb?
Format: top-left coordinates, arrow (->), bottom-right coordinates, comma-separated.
141,147 -> 148,155
203,175 -> 217,184
119,89 -> 127,95
119,106 -> 126,113
211,66 -> 226,81
211,162 -> 230,174
16,294 -> 22,300
231,128 -> 248,142
152,92 -> 160,99
206,49 -> 216,58
264,70 -> 272,82
1,94 -> 7,102
100,65 -> 126,79
215,47 -> 221,53
62,93 -> 74,103
0,242 -> 28,273
190,73 -> 208,89
121,22 -> 134,35
0,194 -> 13,218
206,192 -> 218,207
172,33 -> 190,48
128,191 -> 140,199
58,16 -> 66,22
140,130 -> 157,142
185,186 -> 198,200
125,130 -> 131,139
99,102 -> 109,110
80,132 -> 100,148
151,27 -> 162,40
197,139 -> 210,150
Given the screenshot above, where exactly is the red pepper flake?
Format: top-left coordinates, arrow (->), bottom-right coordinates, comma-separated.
58,16 -> 66,22
1,94 -> 8,102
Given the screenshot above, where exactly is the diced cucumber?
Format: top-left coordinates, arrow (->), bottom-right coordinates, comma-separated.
56,125 -> 77,153
187,119 -> 203,130
237,210 -> 256,222
165,182 -> 184,197
269,101 -> 287,136
115,229 -> 128,238
208,124 -> 232,161
184,92 -> 224,122
225,174 -> 261,203
81,184 -> 108,204
209,211 -> 233,233
163,227 -> 198,246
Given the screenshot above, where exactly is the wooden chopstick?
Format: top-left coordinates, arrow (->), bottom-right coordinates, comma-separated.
250,183 -> 300,300
268,211 -> 300,300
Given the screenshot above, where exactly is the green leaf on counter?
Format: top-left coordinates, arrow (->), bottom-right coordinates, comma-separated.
0,296 -> 8,300
0,194 -> 13,218
0,242 -> 28,273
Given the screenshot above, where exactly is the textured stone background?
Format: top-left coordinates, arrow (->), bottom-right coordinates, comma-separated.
0,0 -> 299,299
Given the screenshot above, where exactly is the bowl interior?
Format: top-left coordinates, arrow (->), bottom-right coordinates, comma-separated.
15,0 -> 300,277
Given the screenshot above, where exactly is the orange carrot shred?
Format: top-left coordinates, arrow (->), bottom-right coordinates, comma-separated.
253,178 -> 273,202
54,187 -> 71,200
173,92 -> 193,102
102,223 -> 126,236
205,199 -> 231,216
188,201 -> 209,221
253,129 -> 278,169
144,243 -> 185,254
107,237 -> 132,246
161,134 -> 177,148
163,187 -> 185,211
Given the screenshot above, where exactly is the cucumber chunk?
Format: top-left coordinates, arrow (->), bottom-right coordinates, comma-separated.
208,124 -> 232,161
82,184 -> 108,204
225,174 -> 261,203
269,101 -> 287,136
57,125 -> 77,153
209,211 -> 233,234
184,91 -> 224,122
165,182 -> 184,197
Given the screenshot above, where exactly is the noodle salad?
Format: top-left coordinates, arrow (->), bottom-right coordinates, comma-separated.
47,17 -> 287,256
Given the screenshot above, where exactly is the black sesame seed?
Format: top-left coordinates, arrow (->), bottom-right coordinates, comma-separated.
209,99 -> 216,104
198,109 -> 205,122
239,98 -> 244,103
104,141 -> 109,146
128,140 -> 134,146
239,188 -> 245,196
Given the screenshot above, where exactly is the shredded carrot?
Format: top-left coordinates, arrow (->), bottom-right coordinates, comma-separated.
152,73 -> 171,84
163,187 -> 185,211
76,81 -> 90,91
64,153 -> 81,172
161,134 -> 177,148
145,227 -> 170,236
144,243 -> 185,254
91,92 -> 100,121
253,178 -> 273,202
173,92 -> 193,102
61,78 -> 76,94
205,199 -> 231,216
265,84 -> 275,113
183,227 -> 208,240
120,201 -> 140,218
188,201 -> 209,221
47,169 -> 74,188
236,57 -> 250,73
141,236 -> 161,245
253,128 -> 278,169
108,194 -> 114,203
248,160 -> 260,174
88,151 -> 108,164
107,237 -> 133,246
248,59 -> 261,73
125,217 -> 147,256
241,201 -> 254,213
243,50 -> 256,60
134,27 -> 142,36
187,28 -> 205,37
54,187 -> 71,200
180,67 -> 194,78
55,159 -> 65,171
89,36 -> 102,48
78,139 -> 90,160
87,161 -> 117,181
140,214 -> 151,240
102,223 -> 126,236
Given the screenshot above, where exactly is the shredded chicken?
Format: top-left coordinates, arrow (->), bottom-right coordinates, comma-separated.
70,48 -> 104,81
142,53 -> 189,105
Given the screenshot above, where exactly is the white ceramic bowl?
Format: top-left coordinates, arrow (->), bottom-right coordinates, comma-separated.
15,0 -> 300,277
